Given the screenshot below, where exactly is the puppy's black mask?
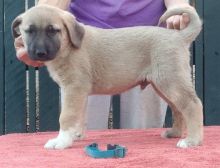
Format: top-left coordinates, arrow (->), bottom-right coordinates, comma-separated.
25,24 -> 61,61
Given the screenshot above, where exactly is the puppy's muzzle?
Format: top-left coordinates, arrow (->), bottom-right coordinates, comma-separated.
35,48 -> 48,59
28,47 -> 50,61
28,44 -> 58,61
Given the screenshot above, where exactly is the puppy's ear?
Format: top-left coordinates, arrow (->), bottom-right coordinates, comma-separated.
11,15 -> 23,38
62,11 -> 85,48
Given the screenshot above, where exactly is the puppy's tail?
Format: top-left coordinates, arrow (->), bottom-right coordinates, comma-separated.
158,6 -> 202,43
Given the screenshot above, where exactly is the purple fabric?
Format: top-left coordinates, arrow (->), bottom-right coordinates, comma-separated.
69,0 -> 166,28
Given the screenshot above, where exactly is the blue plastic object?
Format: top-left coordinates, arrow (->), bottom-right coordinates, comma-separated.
85,143 -> 127,158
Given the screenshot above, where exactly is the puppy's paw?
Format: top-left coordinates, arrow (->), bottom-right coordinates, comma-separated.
161,129 -> 182,138
176,138 -> 202,148
44,129 -> 76,150
44,136 -> 72,149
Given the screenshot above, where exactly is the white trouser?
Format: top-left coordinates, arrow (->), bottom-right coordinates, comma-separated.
86,85 -> 167,129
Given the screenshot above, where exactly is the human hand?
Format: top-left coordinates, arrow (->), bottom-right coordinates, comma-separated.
14,36 -> 44,67
166,13 -> 190,30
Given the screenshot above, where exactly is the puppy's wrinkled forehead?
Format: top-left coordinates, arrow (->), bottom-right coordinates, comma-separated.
22,6 -> 63,29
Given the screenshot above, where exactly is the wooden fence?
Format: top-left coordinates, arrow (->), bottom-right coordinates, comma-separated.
0,0 -> 220,134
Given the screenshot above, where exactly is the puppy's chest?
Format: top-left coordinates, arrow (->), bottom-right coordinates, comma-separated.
46,63 -> 72,86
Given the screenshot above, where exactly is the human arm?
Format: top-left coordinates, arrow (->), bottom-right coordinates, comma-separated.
164,0 -> 191,30
14,0 -> 71,67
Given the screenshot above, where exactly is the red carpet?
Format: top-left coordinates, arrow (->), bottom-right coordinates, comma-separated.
0,127 -> 219,168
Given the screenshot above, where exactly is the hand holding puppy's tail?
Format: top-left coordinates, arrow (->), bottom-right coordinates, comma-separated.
158,6 -> 202,43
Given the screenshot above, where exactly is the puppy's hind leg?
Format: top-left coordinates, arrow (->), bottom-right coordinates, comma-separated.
150,70 -> 203,148
140,67 -> 185,136
161,105 -> 186,138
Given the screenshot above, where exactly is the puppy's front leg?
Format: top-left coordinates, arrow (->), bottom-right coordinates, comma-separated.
44,87 -> 88,149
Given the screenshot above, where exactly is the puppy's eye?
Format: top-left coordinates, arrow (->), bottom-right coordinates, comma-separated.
25,25 -> 36,34
46,25 -> 60,36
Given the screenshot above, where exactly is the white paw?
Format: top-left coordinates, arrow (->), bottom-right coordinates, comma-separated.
44,137 -> 72,149
176,138 -> 201,148
177,139 -> 189,148
44,129 -> 74,149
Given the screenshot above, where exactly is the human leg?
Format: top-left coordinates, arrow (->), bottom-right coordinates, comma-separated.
120,85 -> 167,128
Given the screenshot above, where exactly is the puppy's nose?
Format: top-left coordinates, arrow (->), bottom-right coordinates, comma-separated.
35,49 -> 47,58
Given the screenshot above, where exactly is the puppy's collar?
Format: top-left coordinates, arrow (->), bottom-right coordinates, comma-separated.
85,143 -> 127,158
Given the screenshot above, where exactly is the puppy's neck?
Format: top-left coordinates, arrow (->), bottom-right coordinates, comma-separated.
45,48 -> 73,84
